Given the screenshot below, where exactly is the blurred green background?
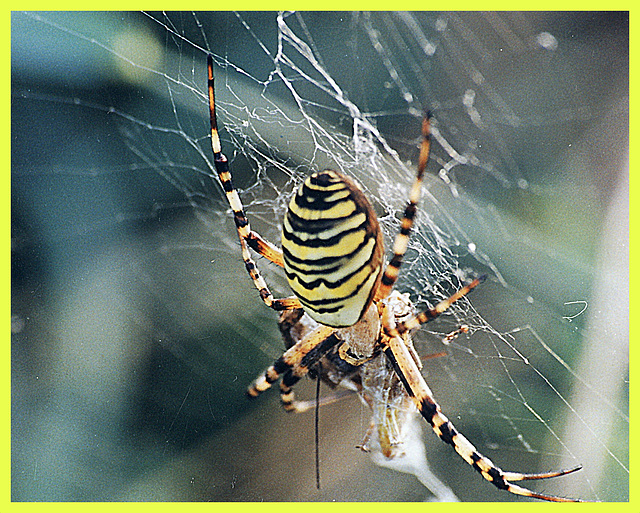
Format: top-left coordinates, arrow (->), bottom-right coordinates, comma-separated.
12,11 -> 628,502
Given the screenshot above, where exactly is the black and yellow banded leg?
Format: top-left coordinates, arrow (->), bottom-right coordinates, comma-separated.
383,335 -> 582,502
278,388 -> 355,413
376,115 -> 432,301
247,325 -> 340,399
394,276 -> 485,335
211,150 -> 285,267
208,54 -> 300,312
239,237 -> 301,311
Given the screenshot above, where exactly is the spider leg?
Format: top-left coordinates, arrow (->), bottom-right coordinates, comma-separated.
277,330 -> 349,411
383,338 -> 582,502
442,324 -> 470,345
394,276 -> 485,336
239,238 -> 300,311
247,324 -> 340,401
279,388 -> 355,413
208,55 -> 299,311
375,114 -> 432,301
380,284 -> 582,502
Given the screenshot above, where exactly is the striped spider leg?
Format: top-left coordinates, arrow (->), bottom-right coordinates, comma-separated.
207,55 -> 299,312
379,284 -> 584,502
207,55 -> 583,501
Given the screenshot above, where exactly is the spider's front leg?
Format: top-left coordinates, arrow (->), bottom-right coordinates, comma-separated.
379,288 -> 583,502
247,324 -> 342,410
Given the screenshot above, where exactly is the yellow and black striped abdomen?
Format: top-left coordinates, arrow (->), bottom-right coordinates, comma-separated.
282,170 -> 384,328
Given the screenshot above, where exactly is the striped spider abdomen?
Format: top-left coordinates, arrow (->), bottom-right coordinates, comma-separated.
282,170 -> 384,328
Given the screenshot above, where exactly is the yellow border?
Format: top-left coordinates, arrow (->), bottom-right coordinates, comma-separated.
628,5 -> 636,510
4,8 -> 11,513
6,7 -> 634,513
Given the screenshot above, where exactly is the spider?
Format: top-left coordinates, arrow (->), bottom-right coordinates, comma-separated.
206,54 -> 582,502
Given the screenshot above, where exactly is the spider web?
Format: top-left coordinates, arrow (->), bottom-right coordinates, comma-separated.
11,11 -> 629,502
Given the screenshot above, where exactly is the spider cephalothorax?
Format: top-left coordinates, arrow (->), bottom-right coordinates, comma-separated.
206,54 -> 582,502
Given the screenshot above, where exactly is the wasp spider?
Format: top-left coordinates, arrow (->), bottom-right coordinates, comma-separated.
207,55 -> 582,502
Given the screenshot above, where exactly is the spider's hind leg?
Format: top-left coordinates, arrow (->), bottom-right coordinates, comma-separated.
375,114 -> 432,301
207,54 -> 300,313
